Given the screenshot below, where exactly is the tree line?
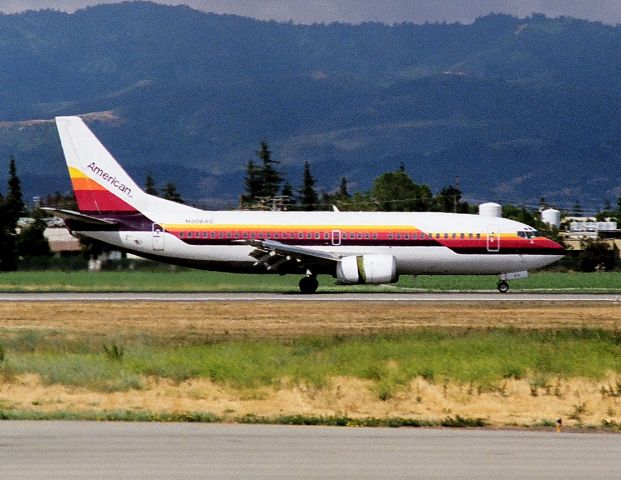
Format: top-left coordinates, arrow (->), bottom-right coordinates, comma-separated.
3,146 -> 621,272
0,158 -> 50,271
241,141 -> 470,213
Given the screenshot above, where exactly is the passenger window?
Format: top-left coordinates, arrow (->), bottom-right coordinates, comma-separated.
420,233 -> 425,239
187,232 -> 193,238
373,233 -> 378,240
235,232 -> 240,239
250,232 -> 255,239
307,233 -> 312,239
179,232 -> 184,239
451,233 -> 456,239
460,233 -> 465,239
388,233 -> 393,240
436,233 -> 440,239
266,233 -> 271,239
357,233 -> 363,240
476,233 -> 481,240
298,232 -> 304,239
274,233 -> 279,239
365,233 -> 370,239
469,233 -> 473,239
211,232 -> 216,239
404,233 -> 409,240
242,232 -> 248,239
315,233 -> 321,239
226,232 -> 231,239
324,232 -> 330,240
396,233 -> 401,240
444,233 -> 448,239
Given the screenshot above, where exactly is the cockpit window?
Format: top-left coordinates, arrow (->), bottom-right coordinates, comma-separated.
518,230 -> 539,239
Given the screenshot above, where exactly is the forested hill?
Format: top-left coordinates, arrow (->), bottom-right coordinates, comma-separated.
0,2 -> 620,210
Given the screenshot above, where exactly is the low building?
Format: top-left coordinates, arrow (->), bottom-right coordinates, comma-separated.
43,228 -> 81,253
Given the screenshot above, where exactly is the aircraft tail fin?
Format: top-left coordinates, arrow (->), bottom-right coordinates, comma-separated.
55,116 -> 147,215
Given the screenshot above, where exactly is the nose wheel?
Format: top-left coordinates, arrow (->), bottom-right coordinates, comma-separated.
497,280 -> 509,293
299,275 -> 319,294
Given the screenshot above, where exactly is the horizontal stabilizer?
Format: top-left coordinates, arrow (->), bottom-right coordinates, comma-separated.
40,207 -> 118,226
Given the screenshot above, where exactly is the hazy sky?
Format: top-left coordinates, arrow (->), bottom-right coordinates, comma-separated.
1,0 -> 621,25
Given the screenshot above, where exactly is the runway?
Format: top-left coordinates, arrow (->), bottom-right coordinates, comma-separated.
0,292 -> 620,302
0,422 -> 619,479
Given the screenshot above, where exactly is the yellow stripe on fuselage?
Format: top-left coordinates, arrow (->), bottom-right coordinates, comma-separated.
162,223 -> 520,239
163,224 -> 424,232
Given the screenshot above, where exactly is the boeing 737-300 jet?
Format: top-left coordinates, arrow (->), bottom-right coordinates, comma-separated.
45,116 -> 565,293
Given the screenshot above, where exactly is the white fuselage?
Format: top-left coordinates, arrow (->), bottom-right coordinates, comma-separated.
79,210 -> 564,275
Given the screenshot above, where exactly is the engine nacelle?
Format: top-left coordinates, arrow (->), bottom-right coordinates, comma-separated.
336,254 -> 398,284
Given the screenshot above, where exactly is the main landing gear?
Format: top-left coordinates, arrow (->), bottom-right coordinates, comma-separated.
299,275 -> 319,294
497,280 -> 510,293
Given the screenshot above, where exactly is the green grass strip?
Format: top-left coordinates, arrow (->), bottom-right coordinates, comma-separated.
2,329 -> 620,392
1,271 -> 621,292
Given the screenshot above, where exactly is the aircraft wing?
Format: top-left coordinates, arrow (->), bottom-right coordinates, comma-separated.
40,207 -> 119,226
245,239 -> 339,271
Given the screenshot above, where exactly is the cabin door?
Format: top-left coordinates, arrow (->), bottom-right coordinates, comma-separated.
152,224 -> 165,251
331,229 -> 342,246
486,225 -> 500,253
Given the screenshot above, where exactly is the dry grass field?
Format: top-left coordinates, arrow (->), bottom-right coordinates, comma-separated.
1,301 -> 620,338
0,300 -> 620,429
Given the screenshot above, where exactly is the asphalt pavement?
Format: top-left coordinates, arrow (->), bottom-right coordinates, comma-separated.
0,422 -> 620,479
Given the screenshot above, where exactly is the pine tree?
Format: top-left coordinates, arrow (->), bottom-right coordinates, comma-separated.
0,158 -> 22,271
241,160 -> 262,207
161,182 -> 184,204
145,172 -> 158,196
280,181 -> 296,210
338,177 -> 350,199
299,161 -> 318,211
5,157 -> 24,230
0,192 -> 10,270
241,142 -> 283,208
257,141 -> 281,198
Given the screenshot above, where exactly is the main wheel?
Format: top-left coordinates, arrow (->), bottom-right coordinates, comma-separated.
497,280 -> 509,293
299,276 -> 319,294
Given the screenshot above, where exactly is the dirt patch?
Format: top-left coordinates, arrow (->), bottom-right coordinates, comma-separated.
0,301 -> 619,340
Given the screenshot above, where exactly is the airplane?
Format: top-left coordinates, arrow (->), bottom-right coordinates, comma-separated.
45,116 -> 565,294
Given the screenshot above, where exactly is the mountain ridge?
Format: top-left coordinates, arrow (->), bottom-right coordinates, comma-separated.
0,2 -> 619,212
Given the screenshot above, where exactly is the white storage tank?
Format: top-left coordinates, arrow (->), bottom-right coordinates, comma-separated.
541,208 -> 561,228
478,202 -> 502,218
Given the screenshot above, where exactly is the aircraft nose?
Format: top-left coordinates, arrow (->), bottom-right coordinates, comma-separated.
548,239 -> 566,255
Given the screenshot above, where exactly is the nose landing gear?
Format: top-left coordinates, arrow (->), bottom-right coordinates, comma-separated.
496,271 -> 528,293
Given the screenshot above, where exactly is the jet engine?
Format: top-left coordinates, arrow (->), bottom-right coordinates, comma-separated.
336,254 -> 398,284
